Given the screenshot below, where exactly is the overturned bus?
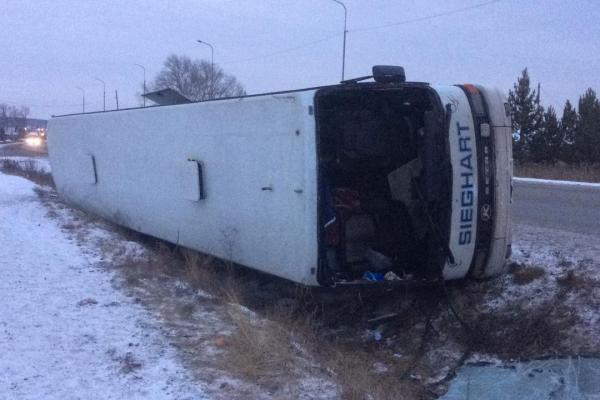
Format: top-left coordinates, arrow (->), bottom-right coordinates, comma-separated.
47,66 -> 512,287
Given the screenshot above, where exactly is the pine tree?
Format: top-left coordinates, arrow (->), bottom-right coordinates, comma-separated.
576,89 -> 600,163
560,100 -> 577,163
528,106 -> 561,163
544,107 -> 562,161
507,68 -> 545,162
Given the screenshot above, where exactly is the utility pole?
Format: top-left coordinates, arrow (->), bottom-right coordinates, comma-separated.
94,77 -> 106,111
75,87 -> 85,113
115,90 -> 119,110
331,0 -> 348,81
197,40 -> 215,99
134,63 -> 147,107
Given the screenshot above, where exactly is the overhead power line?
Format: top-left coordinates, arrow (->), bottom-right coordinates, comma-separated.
224,32 -> 342,65
351,0 -> 504,34
222,0 -> 503,66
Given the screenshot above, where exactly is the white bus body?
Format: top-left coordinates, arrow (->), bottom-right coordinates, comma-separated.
48,71 -> 512,286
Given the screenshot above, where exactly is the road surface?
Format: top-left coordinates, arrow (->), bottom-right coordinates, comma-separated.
512,177 -> 600,237
0,141 -> 47,157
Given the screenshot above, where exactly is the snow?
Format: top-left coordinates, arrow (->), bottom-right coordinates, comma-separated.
0,172 -> 207,399
514,176 -> 600,188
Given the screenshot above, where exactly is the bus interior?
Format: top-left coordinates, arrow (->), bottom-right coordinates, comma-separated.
315,84 -> 452,284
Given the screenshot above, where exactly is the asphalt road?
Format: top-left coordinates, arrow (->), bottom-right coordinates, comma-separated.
513,177 -> 600,236
0,141 -> 47,157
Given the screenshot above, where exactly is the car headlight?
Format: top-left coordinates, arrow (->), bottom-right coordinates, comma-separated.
25,137 -> 42,147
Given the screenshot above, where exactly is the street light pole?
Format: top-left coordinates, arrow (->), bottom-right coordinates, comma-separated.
94,77 -> 106,111
196,39 -> 214,98
331,0 -> 348,81
75,86 -> 85,113
134,63 -> 147,107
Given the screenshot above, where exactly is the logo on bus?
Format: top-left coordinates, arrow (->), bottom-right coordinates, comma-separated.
457,121 -> 475,246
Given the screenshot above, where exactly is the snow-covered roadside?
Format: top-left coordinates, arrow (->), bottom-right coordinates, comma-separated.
514,176 -> 600,188
460,220 -> 600,358
0,173 -> 207,399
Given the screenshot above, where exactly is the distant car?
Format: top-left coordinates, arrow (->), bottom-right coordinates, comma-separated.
24,133 -> 44,148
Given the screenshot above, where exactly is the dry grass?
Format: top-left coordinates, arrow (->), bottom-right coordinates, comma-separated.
116,242 -> 174,287
324,347 -> 422,400
111,239 -> 582,398
180,248 -> 248,307
556,269 -> 600,295
509,263 -> 546,285
0,159 -> 54,187
221,307 -> 300,382
557,270 -> 586,289
515,162 -> 600,183
181,250 -> 218,291
446,294 -> 577,360
221,300 -> 424,399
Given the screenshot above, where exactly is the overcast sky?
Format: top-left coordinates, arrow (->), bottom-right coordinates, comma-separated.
0,0 -> 598,119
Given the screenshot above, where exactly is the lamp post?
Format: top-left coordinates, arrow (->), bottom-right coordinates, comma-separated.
196,39 -> 214,98
93,77 -> 106,111
75,86 -> 85,113
134,63 -> 147,107
331,0 -> 348,81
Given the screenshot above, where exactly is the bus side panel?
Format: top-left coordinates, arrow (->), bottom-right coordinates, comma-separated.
478,87 -> 513,277
47,93 -> 320,286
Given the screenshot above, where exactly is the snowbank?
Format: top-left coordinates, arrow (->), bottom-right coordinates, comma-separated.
514,176 -> 600,189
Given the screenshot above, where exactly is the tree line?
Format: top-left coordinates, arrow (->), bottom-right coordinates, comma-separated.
508,68 -> 600,164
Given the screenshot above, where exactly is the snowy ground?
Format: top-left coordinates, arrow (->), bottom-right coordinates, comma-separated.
0,173 -> 208,399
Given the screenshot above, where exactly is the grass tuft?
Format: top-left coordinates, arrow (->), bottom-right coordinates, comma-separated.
221,307 -> 300,381
509,264 -> 546,285
515,162 -> 600,183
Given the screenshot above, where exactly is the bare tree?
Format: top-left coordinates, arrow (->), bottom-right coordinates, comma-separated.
151,54 -> 245,101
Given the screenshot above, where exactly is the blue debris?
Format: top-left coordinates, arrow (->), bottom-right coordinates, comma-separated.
363,271 -> 385,282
